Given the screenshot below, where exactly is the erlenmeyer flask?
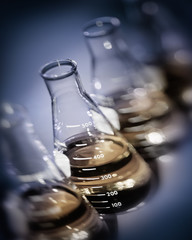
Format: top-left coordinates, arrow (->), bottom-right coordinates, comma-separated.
121,0 -> 162,64
150,1 -> 192,113
41,59 -> 152,213
121,0 -> 168,92
0,141 -> 27,240
122,0 -> 192,115
0,102 -> 109,239
83,16 -> 186,159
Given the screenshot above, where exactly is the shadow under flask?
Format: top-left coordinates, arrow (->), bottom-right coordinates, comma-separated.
83,16 -> 186,159
41,59 -> 152,213
0,102 -> 109,240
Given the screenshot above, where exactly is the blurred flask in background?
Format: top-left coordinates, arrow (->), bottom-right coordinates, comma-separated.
0,102 -> 109,240
121,0 -> 192,115
83,16 -> 186,159
121,0 -> 163,64
0,138 -> 27,240
41,59 -> 152,214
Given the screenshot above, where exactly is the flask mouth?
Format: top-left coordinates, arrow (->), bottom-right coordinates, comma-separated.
40,59 -> 77,81
83,16 -> 120,38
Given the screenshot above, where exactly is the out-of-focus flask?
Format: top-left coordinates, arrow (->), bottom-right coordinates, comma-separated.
121,0 -> 167,91
40,59 -> 152,213
0,102 -> 108,239
0,139 -> 27,240
122,0 -> 192,115
83,16 -> 186,159
121,0 -> 162,64
151,1 -> 192,113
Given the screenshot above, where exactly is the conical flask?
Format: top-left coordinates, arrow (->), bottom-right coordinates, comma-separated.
0,102 -> 109,239
121,0 -> 168,91
150,1 -> 192,112
41,59 -> 152,213
83,16 -> 186,159
0,140 -> 28,240
121,0 -> 162,64
122,0 -> 192,114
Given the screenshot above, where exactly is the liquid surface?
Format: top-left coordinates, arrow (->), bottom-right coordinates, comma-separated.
69,137 -> 128,167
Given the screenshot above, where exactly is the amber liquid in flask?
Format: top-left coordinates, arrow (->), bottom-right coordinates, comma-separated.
23,183 -> 109,240
41,59 -> 152,214
107,89 -> 175,159
64,133 -> 152,213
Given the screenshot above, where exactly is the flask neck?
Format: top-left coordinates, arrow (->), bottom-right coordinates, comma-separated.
83,17 -> 127,60
84,25 -> 144,95
46,72 -> 82,100
42,60 -> 99,147
41,59 -> 116,149
85,30 -> 125,60
41,59 -> 81,100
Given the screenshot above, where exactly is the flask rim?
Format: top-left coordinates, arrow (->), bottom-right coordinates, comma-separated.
40,59 -> 77,81
83,16 -> 120,38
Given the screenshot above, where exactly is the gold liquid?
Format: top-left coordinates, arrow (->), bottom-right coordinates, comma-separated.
116,91 -> 171,130
103,90 -> 180,159
64,134 -> 152,213
23,184 -> 108,239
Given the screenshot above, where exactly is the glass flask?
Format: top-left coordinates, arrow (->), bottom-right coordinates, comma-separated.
0,102 -> 109,239
41,59 -> 152,214
0,140 -> 27,240
122,0 -> 192,114
83,16 -> 186,159
120,0 -> 168,92
151,2 -> 192,113
121,0 -> 162,64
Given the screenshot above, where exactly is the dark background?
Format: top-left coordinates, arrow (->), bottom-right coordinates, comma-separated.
0,1 -> 192,240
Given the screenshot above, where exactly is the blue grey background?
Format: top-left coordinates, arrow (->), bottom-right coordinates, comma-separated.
1,1 -> 192,239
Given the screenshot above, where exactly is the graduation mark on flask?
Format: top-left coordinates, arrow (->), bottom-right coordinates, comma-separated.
82,122 -> 92,128
66,124 -> 81,128
111,202 -> 122,208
